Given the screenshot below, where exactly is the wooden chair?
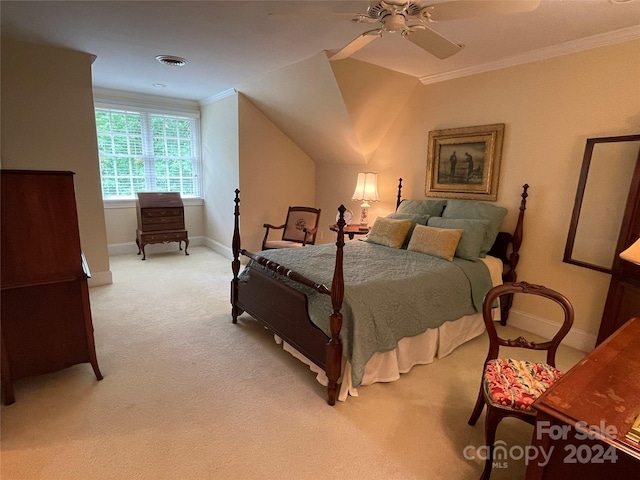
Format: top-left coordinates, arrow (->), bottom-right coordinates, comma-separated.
261,206 -> 321,250
468,281 -> 574,480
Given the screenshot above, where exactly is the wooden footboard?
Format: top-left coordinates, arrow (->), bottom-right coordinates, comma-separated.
235,267 -> 329,368
231,190 -> 346,405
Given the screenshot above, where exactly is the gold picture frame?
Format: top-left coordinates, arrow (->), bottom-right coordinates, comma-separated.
426,123 -> 505,201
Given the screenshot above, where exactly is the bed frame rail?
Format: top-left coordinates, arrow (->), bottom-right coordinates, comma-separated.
241,250 -> 331,295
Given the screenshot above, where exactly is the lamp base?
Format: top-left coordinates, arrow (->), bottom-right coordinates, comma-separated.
359,204 -> 370,228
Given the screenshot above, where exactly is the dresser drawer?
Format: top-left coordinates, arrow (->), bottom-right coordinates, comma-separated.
141,216 -> 185,230
139,230 -> 188,243
141,207 -> 183,218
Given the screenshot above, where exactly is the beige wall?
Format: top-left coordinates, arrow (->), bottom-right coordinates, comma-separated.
1,38 -> 111,285
331,59 -> 419,161
104,205 -> 204,248
200,93 -> 240,255
317,40 -> 640,343
236,94 -> 316,253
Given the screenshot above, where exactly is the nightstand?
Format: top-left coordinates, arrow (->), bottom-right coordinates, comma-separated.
329,224 -> 370,240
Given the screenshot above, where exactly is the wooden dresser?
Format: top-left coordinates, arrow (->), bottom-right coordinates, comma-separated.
135,192 -> 189,260
526,317 -> 640,479
1,170 -> 103,405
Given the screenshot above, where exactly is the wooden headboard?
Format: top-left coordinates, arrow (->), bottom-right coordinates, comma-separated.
394,178 -> 529,323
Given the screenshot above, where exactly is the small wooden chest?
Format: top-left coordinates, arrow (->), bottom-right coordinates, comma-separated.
135,192 -> 189,260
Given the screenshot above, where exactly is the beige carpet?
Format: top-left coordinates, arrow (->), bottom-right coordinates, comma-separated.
0,247 -> 584,480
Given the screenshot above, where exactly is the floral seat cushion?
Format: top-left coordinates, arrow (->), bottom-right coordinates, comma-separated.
482,358 -> 562,412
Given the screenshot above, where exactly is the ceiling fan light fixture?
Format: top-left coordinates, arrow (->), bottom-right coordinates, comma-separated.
155,55 -> 187,67
382,13 -> 407,33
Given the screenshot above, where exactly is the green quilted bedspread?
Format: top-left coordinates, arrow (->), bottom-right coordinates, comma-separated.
239,240 -> 492,387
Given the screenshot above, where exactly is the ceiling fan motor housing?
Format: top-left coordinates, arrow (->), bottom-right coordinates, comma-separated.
367,1 -> 428,33
366,1 -> 422,20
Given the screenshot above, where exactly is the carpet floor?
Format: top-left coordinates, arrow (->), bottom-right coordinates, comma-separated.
0,247 -> 584,479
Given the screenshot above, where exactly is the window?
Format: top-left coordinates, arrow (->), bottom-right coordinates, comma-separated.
94,105 -> 201,200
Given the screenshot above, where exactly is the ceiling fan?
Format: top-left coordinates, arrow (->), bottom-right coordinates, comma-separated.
329,0 -> 541,61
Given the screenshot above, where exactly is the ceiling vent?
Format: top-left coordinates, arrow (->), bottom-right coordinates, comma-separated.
155,55 -> 187,67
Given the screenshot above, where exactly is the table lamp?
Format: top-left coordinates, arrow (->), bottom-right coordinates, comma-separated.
352,172 -> 379,228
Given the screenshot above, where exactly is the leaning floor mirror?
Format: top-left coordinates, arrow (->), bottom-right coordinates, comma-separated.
564,134 -> 640,273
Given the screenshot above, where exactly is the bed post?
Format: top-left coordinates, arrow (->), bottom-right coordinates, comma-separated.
500,184 -> 529,325
396,178 -> 403,210
231,189 -> 241,324
326,205 -> 346,406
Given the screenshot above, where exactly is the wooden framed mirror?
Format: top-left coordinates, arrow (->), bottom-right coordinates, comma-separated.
564,134 -> 640,273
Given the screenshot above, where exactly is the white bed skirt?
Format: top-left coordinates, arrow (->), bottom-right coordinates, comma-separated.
277,311 -> 488,401
275,256 -> 503,402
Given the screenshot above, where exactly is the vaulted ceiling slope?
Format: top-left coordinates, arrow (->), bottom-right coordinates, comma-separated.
236,52 -> 419,165
2,1 -> 639,102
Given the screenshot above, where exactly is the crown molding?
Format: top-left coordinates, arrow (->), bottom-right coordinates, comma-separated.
199,88 -> 237,106
92,87 -> 200,113
420,25 -> 640,85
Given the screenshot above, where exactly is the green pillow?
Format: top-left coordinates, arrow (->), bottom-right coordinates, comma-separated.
365,217 -> 413,249
442,200 -> 507,257
396,199 -> 446,217
386,213 -> 430,248
427,217 -> 490,261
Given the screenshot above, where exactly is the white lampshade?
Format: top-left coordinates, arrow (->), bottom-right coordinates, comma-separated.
620,238 -> 640,265
352,172 -> 380,202
351,172 -> 379,228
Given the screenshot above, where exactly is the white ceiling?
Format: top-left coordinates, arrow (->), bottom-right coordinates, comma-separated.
2,0 -> 640,103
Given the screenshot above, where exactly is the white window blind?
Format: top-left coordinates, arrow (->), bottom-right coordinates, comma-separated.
94,104 -> 201,200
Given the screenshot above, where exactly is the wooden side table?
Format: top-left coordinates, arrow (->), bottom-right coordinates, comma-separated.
329,224 -> 370,240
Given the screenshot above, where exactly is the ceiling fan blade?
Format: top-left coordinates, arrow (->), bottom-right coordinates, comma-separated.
267,12 -> 358,19
407,28 -> 463,60
329,29 -> 382,61
427,0 -> 541,22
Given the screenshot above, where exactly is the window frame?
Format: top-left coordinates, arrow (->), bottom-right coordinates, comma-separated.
94,96 -> 203,208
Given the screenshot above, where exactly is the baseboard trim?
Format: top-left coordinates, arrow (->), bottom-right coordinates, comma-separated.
108,236 -> 207,256
205,237 -> 233,260
508,309 -> 596,353
88,270 -> 113,287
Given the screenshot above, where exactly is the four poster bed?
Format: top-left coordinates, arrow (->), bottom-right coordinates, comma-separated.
231,180 -> 529,405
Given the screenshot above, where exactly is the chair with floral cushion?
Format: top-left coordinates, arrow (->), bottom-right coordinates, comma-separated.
468,281 -> 574,480
261,206 -> 321,250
